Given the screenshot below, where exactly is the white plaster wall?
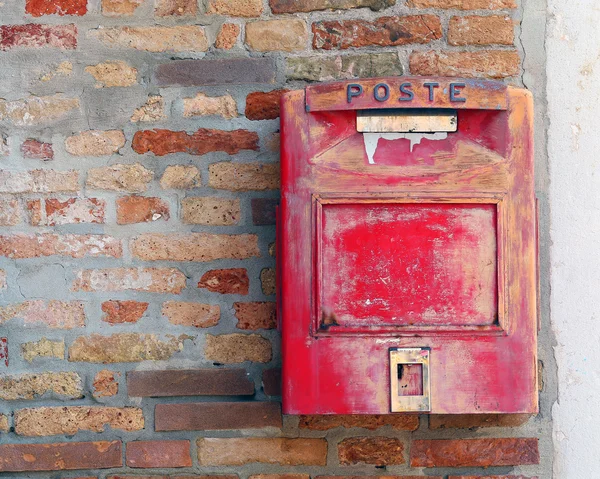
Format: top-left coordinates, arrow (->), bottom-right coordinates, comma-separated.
547,1 -> 600,476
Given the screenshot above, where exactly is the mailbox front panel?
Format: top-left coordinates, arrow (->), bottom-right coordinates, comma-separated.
280,78 -> 537,415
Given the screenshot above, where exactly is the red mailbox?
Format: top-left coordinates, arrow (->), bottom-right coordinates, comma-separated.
278,77 -> 537,415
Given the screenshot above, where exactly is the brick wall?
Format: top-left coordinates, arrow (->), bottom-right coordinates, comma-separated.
0,0 -> 550,478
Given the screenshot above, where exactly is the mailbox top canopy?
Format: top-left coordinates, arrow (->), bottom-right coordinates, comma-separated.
304,77 -> 509,112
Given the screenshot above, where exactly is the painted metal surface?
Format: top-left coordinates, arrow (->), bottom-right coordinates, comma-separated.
280,77 -> 537,414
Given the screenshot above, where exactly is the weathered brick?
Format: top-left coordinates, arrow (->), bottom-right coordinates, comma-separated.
93,370 -> 119,397
205,334 -> 271,363
313,16 -> 441,50
132,129 -> 258,156
15,406 -> 144,436
245,90 -> 288,120
429,414 -> 530,429
262,368 -> 281,396
410,438 -> 540,467
0,169 -> 79,194
85,61 -> 138,87
0,94 -> 80,126
448,476 -> 537,479
39,60 -> 73,81
339,437 -> 405,465
209,163 -> 280,191
86,163 -> 153,192
410,50 -> 520,79
127,440 -> 192,468
182,197 -> 240,226
270,0 -> 395,12
407,0 -> 515,8
317,477 -> 440,479
216,23 -> 239,49
102,0 -> 143,15
21,338 -> 64,362
156,402 -> 281,431
162,301 -> 220,328
0,414 -> 8,432
155,57 -> 276,86
0,233 -> 121,259
127,369 -> 255,397
0,198 -> 20,226
0,372 -> 82,400
116,196 -> 170,224
107,475 -> 237,479
0,441 -> 122,472
65,130 -> 125,156
251,198 -> 278,226
198,438 -> 327,465
69,333 -> 190,363
155,0 -> 197,16
101,300 -> 148,324
246,20 -> 308,52
183,93 -> 238,119
26,0 -> 87,16
0,136 -> 8,156
251,475 -> 309,479
449,15 -> 514,46
260,268 -> 276,295
300,415 -> 419,431
130,233 -> 260,261
286,52 -> 403,81
28,198 -> 105,225
208,0 -> 262,16
198,268 -> 249,295
235,302 -> 276,330
0,270 -> 5,289
22,139 -> 53,160
88,26 -> 208,52
0,24 -> 77,50
131,95 -> 166,122
73,268 -> 186,294
0,301 -> 86,328
0,337 -> 6,366
160,165 -> 201,189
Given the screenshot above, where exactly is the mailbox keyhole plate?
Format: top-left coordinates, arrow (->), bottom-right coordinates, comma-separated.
390,347 -> 431,413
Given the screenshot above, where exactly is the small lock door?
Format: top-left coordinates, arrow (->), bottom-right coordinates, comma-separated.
279,77 -> 537,415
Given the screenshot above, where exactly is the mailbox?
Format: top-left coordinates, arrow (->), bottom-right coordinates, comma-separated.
279,77 -> 537,415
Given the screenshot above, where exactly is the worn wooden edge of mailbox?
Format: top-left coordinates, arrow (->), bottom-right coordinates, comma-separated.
305,77 -> 508,112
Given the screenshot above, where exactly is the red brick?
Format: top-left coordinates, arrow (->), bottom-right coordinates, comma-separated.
127,369 -> 254,397
0,24 -> 77,50
0,169 -> 79,193
300,415 -> 419,431
407,0 -> 515,8
317,477 -> 440,479
312,16 -> 441,50
234,302 -> 276,330
126,440 -> 191,468
270,0 -> 396,12
22,139 -> 53,160
197,438 -> 327,465
410,50 -> 520,79
101,300 -> 148,324
0,300 -> 85,328
410,438 -> 540,467
338,437 -> 405,465
132,129 -> 259,156
155,402 -> 281,431
28,198 -> 105,225
93,370 -> 119,397
108,476 -> 238,479
0,441 -> 121,472
116,196 -> 170,224
132,234 -> 259,262
448,476 -> 538,479
0,198 -> 20,226
251,475 -> 309,479
429,414 -> 530,429
245,90 -> 289,120
251,198 -> 278,225
209,162 -> 280,191
216,23 -> 239,49
162,301 -> 220,328
262,368 -> 281,396
26,0 -> 87,15
448,15 -> 514,46
0,234 -> 120,259
198,269 -> 249,294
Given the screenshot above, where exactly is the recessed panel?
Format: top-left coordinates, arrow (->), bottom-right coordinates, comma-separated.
320,203 -> 497,328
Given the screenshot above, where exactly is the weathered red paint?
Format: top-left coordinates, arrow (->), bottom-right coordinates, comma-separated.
280,77 -> 537,414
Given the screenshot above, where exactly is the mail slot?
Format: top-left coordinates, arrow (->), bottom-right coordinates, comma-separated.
279,77 -> 538,415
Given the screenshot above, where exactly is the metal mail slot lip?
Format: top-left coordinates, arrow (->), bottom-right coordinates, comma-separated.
357,109 -> 458,133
